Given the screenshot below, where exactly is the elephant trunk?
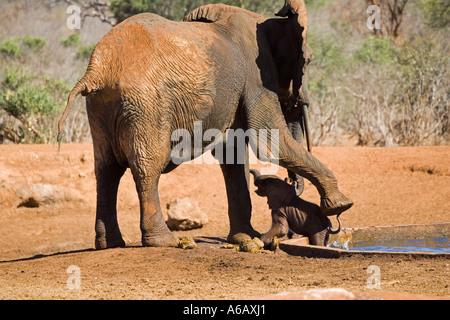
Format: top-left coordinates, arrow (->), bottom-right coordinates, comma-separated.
328,214 -> 342,234
249,169 -> 261,187
277,0 -> 312,155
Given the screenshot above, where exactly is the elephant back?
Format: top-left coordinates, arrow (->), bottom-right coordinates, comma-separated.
183,4 -> 264,23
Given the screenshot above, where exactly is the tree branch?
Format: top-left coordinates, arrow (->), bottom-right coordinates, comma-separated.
64,0 -> 116,26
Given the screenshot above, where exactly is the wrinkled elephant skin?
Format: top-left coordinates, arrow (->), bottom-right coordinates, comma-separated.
250,169 -> 341,246
58,1 -> 352,249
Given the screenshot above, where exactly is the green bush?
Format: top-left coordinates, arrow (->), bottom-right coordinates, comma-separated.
2,68 -> 27,90
22,36 -> 46,53
0,38 -> 23,57
61,34 -> 81,47
309,33 -> 346,72
1,68 -> 69,117
0,36 -> 46,57
421,0 -> 450,29
307,32 -> 348,96
354,36 -> 398,65
0,68 -> 69,143
76,44 -> 96,60
110,0 -> 284,22
398,36 -> 449,100
0,85 -> 58,118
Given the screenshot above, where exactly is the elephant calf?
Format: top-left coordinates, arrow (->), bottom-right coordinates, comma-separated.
250,170 -> 341,247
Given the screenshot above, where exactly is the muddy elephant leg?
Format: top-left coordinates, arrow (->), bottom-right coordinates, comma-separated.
93,144 -> 126,250
219,144 -> 260,244
277,127 -> 353,216
128,159 -> 179,247
248,93 -> 353,216
309,230 -> 329,247
260,210 -> 289,246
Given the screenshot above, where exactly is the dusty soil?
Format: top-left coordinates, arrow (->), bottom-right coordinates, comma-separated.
0,144 -> 449,299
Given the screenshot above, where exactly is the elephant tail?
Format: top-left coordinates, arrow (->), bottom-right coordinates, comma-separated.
328,214 -> 342,234
249,169 -> 261,186
57,76 -> 95,150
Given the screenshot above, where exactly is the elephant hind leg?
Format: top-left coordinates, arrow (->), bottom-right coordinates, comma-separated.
133,175 -> 179,247
125,138 -> 179,247
93,141 -> 127,250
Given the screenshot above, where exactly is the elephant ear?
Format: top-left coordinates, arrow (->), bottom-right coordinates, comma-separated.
183,4 -> 263,22
276,0 -> 311,106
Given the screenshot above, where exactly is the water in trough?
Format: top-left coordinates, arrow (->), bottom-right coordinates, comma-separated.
349,237 -> 450,253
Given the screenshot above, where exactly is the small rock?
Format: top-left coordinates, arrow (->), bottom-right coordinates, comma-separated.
260,288 -> 357,300
166,198 -> 208,231
15,183 -> 83,208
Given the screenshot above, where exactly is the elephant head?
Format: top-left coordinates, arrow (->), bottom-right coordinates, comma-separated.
184,0 -> 313,195
250,169 -> 296,209
274,0 -> 312,112
273,0 -> 313,192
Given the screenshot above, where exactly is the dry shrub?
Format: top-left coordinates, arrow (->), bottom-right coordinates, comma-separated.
307,0 -> 449,146
0,0 -> 110,143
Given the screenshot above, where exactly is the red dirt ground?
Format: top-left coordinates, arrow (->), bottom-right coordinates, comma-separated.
0,144 -> 449,299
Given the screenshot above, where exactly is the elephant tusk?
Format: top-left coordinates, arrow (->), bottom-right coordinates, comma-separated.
301,103 -> 312,153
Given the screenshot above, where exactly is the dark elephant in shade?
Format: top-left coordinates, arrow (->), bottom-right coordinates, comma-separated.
58,0 -> 353,249
250,169 -> 341,247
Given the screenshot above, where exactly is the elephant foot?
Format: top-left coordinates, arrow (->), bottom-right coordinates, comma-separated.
95,235 -> 126,250
142,231 -> 179,247
320,190 -> 354,216
227,228 -> 261,244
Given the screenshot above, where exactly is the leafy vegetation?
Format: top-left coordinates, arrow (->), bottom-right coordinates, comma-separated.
0,0 -> 448,146
354,36 -> 398,65
304,0 -> 449,146
421,0 -> 450,29
21,36 -> 46,53
61,34 -> 81,48
0,38 -> 23,57
76,44 -> 96,60
1,85 -> 58,118
0,68 -> 69,143
109,0 -> 280,22
0,36 -> 46,57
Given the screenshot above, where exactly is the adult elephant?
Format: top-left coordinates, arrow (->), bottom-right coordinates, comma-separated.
58,0 -> 353,249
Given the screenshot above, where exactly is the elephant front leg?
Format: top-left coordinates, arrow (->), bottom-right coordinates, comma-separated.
219,144 -> 260,244
260,210 -> 289,247
308,230 -> 330,247
277,129 -> 353,216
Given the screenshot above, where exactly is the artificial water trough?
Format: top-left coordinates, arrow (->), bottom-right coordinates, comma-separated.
279,222 -> 450,259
